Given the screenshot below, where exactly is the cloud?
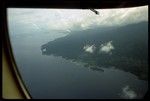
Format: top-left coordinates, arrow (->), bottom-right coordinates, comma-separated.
66,29 -> 71,33
99,41 -> 114,54
8,6 -> 148,33
83,44 -> 96,53
120,85 -> 137,99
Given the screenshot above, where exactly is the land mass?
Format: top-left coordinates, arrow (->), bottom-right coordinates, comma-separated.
41,22 -> 148,80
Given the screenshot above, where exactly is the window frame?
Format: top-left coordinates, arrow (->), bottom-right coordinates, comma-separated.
2,0 -> 148,99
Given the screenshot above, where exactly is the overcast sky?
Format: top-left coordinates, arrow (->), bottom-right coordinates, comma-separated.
7,6 -> 148,34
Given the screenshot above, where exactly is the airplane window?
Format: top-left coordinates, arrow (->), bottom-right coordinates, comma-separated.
7,6 -> 148,99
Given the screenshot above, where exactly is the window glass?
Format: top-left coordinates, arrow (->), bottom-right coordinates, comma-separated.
7,6 -> 148,99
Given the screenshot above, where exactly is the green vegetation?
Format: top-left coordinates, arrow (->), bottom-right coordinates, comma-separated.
41,22 -> 148,80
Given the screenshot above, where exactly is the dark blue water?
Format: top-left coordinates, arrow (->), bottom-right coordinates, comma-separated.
8,31 -> 148,99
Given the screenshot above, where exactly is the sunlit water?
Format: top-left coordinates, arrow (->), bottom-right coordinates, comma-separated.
9,32 -> 148,99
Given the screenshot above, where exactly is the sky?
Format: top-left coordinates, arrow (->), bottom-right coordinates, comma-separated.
8,5 -> 148,34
